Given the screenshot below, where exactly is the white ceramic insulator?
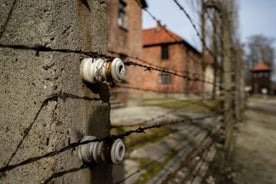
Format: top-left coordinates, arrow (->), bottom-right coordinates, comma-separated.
78,136 -> 125,164
110,139 -> 125,164
80,58 -> 126,83
78,136 -> 97,163
111,58 -> 126,82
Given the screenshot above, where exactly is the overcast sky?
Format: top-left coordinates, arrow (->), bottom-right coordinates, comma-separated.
142,0 -> 276,53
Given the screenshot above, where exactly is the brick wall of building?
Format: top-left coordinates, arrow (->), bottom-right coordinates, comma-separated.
126,41 -> 202,95
106,0 -> 143,58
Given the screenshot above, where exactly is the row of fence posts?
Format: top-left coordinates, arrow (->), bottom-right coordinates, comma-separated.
202,0 -> 245,180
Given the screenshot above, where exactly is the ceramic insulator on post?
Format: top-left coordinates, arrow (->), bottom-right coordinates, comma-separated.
80,58 -> 126,84
78,136 -> 125,164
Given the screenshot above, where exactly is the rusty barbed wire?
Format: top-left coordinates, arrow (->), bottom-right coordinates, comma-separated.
108,49 -> 214,83
123,59 -> 224,90
164,122 -> 221,183
116,119 -> 223,184
172,0 -> 216,59
0,43 -> 222,90
0,105 -> 224,174
0,92 -> 102,174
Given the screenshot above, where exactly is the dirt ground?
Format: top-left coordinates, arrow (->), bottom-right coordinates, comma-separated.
233,97 -> 276,184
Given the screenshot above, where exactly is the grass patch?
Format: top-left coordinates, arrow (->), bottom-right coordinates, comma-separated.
111,126 -> 174,152
136,159 -> 164,184
135,149 -> 178,184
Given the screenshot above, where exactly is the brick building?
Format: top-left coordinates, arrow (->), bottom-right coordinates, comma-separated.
251,61 -> 271,94
127,23 -> 203,95
106,0 -> 147,58
106,0 -> 147,106
106,1 -> 203,99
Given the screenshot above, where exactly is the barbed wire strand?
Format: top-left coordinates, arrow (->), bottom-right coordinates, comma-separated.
1,92 -> 102,173
108,49 -> 215,83
0,107 -> 224,174
0,0 -> 236,182
133,0 -> 216,80
172,0 -> 215,59
0,43 -> 222,91
165,122 -> 221,183
116,120 -> 223,184
0,42 -> 225,93
131,1 -> 210,77
123,60 -> 223,90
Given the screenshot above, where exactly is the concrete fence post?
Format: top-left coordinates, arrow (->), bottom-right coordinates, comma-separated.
0,0 -> 112,183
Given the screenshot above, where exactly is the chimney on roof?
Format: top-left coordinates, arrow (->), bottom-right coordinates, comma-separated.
156,20 -> 165,32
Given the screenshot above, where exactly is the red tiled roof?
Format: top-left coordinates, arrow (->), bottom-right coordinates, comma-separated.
251,61 -> 271,71
143,25 -> 183,45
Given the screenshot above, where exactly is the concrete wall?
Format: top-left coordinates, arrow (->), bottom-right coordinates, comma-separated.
0,0 -> 112,183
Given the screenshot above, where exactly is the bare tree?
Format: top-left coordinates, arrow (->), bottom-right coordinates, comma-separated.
246,34 -> 275,69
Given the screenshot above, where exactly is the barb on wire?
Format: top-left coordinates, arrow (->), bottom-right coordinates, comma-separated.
118,118 -> 223,184
109,49 -> 211,81
1,92 -> 101,174
165,122 -> 222,183
115,147 -> 174,184
123,60 -> 223,89
0,108 -> 222,174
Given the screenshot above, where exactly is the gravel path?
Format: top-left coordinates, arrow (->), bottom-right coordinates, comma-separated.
233,97 -> 276,184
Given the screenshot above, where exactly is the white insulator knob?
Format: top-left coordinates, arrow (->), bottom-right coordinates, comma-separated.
78,136 -> 97,163
111,58 -> 126,82
78,136 -> 125,164
110,139 -> 125,164
80,58 -> 126,84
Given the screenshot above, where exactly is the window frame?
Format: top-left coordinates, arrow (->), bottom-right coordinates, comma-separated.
161,44 -> 169,60
118,0 -> 127,29
158,72 -> 172,84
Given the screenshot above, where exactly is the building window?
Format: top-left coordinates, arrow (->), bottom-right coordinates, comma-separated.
158,72 -> 172,84
161,45 -> 169,60
118,0 -> 127,28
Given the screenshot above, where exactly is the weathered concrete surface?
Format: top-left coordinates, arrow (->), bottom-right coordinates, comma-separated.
0,0 -> 111,183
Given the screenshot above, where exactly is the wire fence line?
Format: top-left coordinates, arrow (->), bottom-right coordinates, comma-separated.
172,0 -> 216,59
116,118 -> 223,184
108,49 -> 217,86
0,0 -> 242,183
0,92 -> 102,174
170,122 -> 221,183
0,43 -> 223,92
0,41 -> 225,178
0,103 -> 224,175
